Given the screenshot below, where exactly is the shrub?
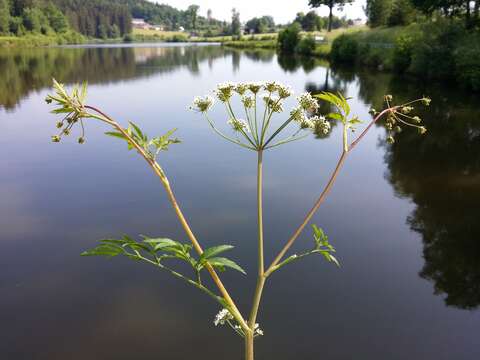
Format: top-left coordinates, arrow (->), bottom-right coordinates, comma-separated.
330,34 -> 358,64
296,35 -> 315,55
392,34 -> 414,72
277,22 -> 301,53
454,34 -> 480,91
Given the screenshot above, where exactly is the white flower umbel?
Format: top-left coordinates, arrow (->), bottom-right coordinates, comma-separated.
235,83 -> 249,96
241,95 -> 254,109
247,82 -> 263,94
216,82 -> 236,102
297,92 -> 319,112
277,84 -> 293,99
228,118 -> 250,132
214,308 -> 234,326
191,95 -> 214,113
254,323 -> 264,337
310,115 -> 331,134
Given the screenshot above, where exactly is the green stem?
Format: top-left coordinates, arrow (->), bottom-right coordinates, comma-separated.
248,150 -> 266,330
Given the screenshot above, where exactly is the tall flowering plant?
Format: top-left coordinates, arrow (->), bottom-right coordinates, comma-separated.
45,79 -> 430,360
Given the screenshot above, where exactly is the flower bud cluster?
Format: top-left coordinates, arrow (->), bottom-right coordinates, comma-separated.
381,94 -> 430,145
213,308 -> 234,326
228,118 -> 250,133
191,95 -> 214,113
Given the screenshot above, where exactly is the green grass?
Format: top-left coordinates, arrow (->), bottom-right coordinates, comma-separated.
0,32 -> 85,47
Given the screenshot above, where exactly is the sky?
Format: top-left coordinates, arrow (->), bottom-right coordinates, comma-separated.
152,1 -> 367,24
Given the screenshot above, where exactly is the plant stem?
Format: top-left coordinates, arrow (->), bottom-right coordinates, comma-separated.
248,150 -> 266,329
84,105 -> 249,332
265,107 -> 394,276
245,332 -> 254,360
265,150 -> 348,277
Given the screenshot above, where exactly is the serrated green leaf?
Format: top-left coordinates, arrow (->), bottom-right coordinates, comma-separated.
207,257 -> 246,275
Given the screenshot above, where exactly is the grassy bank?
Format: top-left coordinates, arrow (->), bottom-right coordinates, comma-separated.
330,21 -> 480,90
0,32 -> 85,48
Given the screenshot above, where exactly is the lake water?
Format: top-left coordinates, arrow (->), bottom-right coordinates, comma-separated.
1,44 -> 479,360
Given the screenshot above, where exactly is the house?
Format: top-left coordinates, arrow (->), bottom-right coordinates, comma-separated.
132,18 -> 164,31
132,18 -> 149,30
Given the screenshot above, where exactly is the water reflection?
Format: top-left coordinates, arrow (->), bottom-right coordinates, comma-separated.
344,68 -> 480,310
1,45 -> 480,359
0,45 -> 228,110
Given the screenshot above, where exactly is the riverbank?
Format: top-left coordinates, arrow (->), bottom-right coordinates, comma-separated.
330,20 -> 480,90
0,32 -> 85,48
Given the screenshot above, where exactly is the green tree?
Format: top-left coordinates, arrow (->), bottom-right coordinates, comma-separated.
388,0 -> 416,25
231,7 -> 241,36
277,22 -> 301,53
0,0 -> 10,35
366,0 -> 393,26
45,2 -> 69,33
187,4 -> 199,31
303,10 -> 320,31
309,0 -> 353,31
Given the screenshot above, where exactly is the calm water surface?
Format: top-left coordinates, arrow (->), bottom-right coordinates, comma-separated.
1,44 -> 479,360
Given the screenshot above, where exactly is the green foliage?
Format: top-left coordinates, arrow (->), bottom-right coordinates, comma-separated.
387,0 -> 416,26
309,0 -> 354,31
245,16 -> 275,34
277,22 -> 301,54
392,33 -> 415,71
454,34 -> 480,91
366,0 -> 393,27
82,235 -> 245,278
330,33 -> 358,64
0,0 -> 9,35
270,225 -> 339,273
296,35 -> 316,55
105,125 -> 180,160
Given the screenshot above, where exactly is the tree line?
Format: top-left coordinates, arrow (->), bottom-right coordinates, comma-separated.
366,0 -> 480,28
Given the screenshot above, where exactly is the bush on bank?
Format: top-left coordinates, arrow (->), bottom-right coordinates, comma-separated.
330,20 -> 480,91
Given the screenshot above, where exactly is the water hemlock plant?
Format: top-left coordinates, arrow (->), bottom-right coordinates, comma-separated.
45,79 -> 430,360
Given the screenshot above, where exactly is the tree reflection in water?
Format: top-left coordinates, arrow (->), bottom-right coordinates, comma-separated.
343,67 -> 480,310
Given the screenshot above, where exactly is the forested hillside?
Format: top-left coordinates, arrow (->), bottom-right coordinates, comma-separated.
53,0 -> 132,38
0,0 -> 226,40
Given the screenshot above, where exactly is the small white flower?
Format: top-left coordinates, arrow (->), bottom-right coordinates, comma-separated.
297,92 -> 319,112
254,323 -> 264,337
191,95 -> 214,113
299,118 -> 314,129
310,115 -> 331,134
214,308 -> 234,326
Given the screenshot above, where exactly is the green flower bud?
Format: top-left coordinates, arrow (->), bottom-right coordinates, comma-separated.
45,97 -> 53,104
56,121 -> 63,129
63,129 -> 70,136
386,136 -> 395,144
422,97 -> 431,106
51,135 -> 61,143
78,137 -> 85,144
395,126 -> 402,133
412,116 -> 421,123
418,126 -> 427,135
384,94 -> 393,102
